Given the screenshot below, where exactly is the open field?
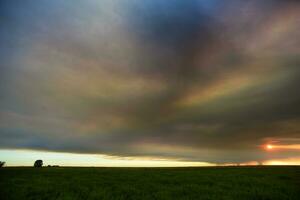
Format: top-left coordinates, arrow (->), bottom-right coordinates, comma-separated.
0,166 -> 299,200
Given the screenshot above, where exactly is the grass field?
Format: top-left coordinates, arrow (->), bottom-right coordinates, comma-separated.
0,166 -> 299,200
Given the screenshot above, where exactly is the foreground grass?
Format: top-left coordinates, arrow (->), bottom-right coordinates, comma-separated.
0,166 -> 299,200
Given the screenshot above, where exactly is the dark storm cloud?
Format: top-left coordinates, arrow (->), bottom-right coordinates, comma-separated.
0,0 -> 300,164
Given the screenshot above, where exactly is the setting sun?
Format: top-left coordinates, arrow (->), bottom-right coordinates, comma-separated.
264,144 -> 300,151
266,145 -> 273,150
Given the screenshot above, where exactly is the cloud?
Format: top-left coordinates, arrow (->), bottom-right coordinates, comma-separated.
0,0 -> 300,164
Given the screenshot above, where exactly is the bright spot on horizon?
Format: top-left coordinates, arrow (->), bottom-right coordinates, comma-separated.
264,144 -> 300,151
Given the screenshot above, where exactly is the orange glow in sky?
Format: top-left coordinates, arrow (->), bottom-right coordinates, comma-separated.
265,144 -> 300,151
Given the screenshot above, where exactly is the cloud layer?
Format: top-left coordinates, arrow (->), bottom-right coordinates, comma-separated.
1,0 -> 300,163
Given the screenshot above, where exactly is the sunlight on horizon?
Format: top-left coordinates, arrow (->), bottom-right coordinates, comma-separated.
1,149 -> 299,167
0,149 -> 214,167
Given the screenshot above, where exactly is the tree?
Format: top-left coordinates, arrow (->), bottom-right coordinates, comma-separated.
0,161 -> 5,168
34,160 -> 43,167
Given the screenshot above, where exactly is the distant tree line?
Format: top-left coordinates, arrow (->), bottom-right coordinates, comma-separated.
34,160 -> 59,167
0,160 -> 60,168
47,165 -> 60,167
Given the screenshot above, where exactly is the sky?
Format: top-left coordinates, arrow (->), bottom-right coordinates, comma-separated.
0,0 -> 300,166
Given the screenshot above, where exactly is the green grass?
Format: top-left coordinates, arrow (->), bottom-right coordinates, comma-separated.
0,166 -> 299,200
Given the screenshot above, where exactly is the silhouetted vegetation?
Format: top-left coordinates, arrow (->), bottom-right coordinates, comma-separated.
0,161 -> 5,168
34,160 -> 43,167
0,166 -> 299,200
47,165 -> 60,167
